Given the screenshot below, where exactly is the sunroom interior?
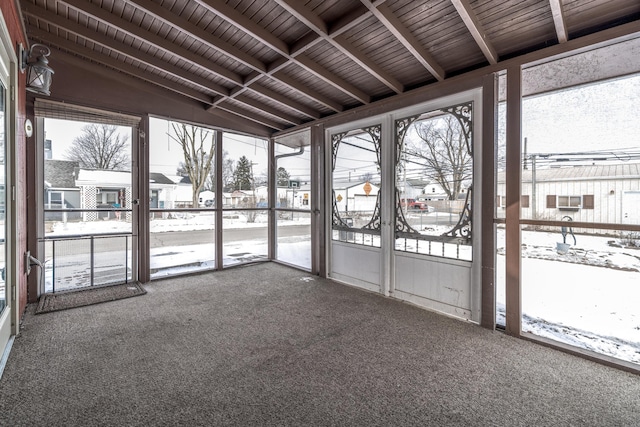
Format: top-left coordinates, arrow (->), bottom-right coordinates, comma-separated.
2,0 -> 640,376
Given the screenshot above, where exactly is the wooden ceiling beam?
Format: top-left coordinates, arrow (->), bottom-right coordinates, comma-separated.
216,102 -> 287,131
295,55 -> 371,104
248,83 -> 322,119
127,0 -> 333,119
275,0 -> 403,94
451,0 -> 499,65
270,72 -> 344,112
549,0 -> 569,43
42,49 -> 274,135
26,26 -> 215,105
121,0 -> 267,72
131,0 -> 341,121
226,94 -> 302,126
193,0 -> 371,105
328,4 -> 372,37
362,2 -> 445,81
21,2 -> 231,96
192,0 -> 289,55
59,0 -> 244,86
26,0 -> 329,130
204,107 -> 278,134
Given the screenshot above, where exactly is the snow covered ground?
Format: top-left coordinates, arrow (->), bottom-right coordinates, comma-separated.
497,228 -> 640,364
42,215 -> 639,365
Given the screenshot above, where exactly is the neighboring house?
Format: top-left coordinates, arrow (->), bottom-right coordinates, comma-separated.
417,181 -> 449,201
229,190 -> 255,207
149,172 -> 178,209
44,160 -> 81,221
497,163 -> 640,224
75,168 -> 131,221
165,174 -> 195,207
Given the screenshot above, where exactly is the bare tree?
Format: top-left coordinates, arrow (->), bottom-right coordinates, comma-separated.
65,124 -> 130,170
405,115 -> 472,200
169,122 -> 216,208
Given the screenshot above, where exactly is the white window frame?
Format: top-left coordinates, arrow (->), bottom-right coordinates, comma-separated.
557,195 -> 581,209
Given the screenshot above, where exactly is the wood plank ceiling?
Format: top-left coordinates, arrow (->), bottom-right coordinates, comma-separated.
19,0 -> 640,134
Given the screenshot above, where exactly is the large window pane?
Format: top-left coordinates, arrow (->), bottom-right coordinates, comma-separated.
276,211 -> 310,269
149,118 -> 216,277
518,38 -> 640,364
44,118 -> 132,290
223,132 -> 269,266
495,71 -> 507,327
275,134 -> 311,270
395,103 -> 473,261
223,210 -> 268,267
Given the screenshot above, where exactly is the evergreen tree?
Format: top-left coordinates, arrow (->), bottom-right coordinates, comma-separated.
276,166 -> 290,186
232,155 -> 253,191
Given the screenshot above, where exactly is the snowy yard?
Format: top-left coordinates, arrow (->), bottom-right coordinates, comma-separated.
497,228 -> 640,364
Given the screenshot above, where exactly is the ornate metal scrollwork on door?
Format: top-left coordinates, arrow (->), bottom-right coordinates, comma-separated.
442,102 -> 473,156
331,126 -> 382,235
394,102 -> 474,243
442,185 -> 472,242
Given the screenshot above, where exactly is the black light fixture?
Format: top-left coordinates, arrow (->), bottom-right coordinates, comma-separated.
20,43 -> 54,96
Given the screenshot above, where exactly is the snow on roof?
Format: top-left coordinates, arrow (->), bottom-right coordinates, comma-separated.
497,162 -> 640,183
75,169 -> 131,186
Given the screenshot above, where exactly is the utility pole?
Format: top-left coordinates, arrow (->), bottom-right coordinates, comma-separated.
531,154 -> 536,220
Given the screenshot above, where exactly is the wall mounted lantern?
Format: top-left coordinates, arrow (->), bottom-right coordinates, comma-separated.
19,43 -> 54,96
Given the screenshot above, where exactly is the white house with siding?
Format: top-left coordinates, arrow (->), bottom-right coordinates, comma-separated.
497,163 -> 640,225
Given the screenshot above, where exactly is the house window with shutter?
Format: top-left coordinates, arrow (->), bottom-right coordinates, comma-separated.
583,194 -> 594,209
546,195 -> 556,208
521,195 -> 530,208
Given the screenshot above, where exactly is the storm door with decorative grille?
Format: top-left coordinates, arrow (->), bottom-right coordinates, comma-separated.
392,92 -> 481,322
329,123 -> 384,292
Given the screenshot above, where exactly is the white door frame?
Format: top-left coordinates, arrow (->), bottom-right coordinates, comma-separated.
0,8 -> 19,369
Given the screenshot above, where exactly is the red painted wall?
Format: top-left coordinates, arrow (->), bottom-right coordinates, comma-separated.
1,0 -> 28,317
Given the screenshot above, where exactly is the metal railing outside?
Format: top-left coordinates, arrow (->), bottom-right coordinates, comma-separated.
42,232 -> 133,293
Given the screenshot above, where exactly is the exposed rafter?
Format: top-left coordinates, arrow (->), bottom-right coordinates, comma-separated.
21,3 -> 230,96
23,0 -> 334,131
549,0 -> 569,43
361,1 -> 445,81
193,0 -> 374,105
26,26 -> 215,105
275,0 -> 404,94
192,0 -> 290,56
451,0 -> 499,65
48,49 -> 271,135
60,0 -> 244,86
121,0 -> 341,113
